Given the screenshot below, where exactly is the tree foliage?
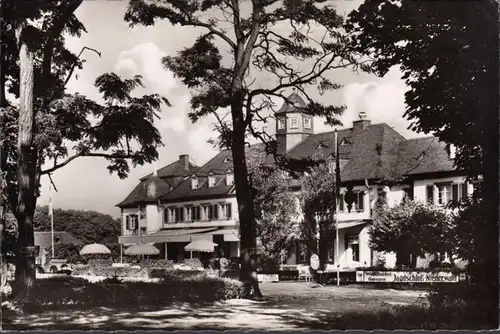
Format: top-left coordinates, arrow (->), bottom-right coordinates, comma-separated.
1,0 -> 168,299
124,0 -> 365,296
346,1 -> 498,324
370,200 -> 454,269
33,206 -> 121,262
248,152 -> 299,268
300,154 -> 336,269
346,0 -> 498,177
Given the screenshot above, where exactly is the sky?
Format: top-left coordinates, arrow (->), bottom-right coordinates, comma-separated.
37,0 -> 422,218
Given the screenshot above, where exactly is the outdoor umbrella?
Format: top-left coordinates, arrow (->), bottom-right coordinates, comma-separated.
79,243 -> 111,256
184,240 -> 218,259
124,243 -> 159,256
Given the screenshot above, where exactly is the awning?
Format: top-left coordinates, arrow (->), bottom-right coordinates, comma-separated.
118,227 -> 218,244
337,220 -> 370,230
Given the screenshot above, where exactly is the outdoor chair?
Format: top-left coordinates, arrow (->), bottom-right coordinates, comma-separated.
297,265 -> 312,282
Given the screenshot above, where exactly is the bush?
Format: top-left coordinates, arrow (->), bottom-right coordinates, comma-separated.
137,259 -> 174,269
183,258 -> 204,270
17,274 -> 244,311
72,265 -> 148,278
86,258 -> 113,267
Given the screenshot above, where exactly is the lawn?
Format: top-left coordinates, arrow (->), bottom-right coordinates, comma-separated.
3,281 -> 429,330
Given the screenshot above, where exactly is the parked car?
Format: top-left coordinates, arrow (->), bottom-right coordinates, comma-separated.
37,259 -> 73,275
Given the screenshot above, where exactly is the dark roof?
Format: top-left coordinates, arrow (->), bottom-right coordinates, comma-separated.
161,174 -> 234,203
140,160 -> 198,181
393,137 -> 455,176
286,123 -> 407,181
276,93 -> 308,115
34,231 -> 82,247
116,176 -> 172,207
117,155 -> 200,208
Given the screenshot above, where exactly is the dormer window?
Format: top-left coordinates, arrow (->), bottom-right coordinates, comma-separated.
317,142 -> 328,149
290,117 -> 299,129
340,138 -> 347,146
191,175 -> 199,189
223,156 -> 231,163
226,172 -> 234,186
277,117 -> 285,130
208,174 -> 216,187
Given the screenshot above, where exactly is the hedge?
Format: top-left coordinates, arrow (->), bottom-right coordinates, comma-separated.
19,275 -> 244,312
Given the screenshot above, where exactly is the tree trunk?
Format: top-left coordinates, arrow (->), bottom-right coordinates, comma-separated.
231,90 -> 262,298
13,24 -> 38,302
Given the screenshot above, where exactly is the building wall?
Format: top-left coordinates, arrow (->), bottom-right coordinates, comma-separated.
413,176 -> 469,203
162,196 -> 238,229
145,204 -> 162,233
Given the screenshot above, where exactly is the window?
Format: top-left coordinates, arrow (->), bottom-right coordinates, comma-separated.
208,204 -> 219,220
126,214 -> 138,230
277,117 -> 285,130
226,172 -> 234,186
192,206 -> 201,221
452,183 -> 468,202
220,203 -> 232,219
175,207 -> 185,222
208,175 -> 216,187
290,117 -> 299,129
347,235 -> 359,262
437,183 -> 452,205
304,118 -> 312,129
167,208 -> 176,223
202,205 -> 210,220
191,176 -> 198,189
338,191 -> 365,212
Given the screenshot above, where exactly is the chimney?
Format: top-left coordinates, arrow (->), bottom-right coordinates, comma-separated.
179,154 -> 189,170
352,111 -> 371,133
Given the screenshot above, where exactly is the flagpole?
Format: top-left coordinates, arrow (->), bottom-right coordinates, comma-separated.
334,129 -> 340,286
50,181 -> 55,258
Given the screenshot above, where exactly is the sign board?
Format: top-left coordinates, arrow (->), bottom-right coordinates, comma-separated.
356,271 -> 461,283
310,254 -> 320,270
257,274 -> 279,283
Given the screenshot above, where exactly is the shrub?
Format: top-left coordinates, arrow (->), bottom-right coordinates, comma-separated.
72,265 -> 148,278
137,259 -> 174,269
183,258 -> 204,270
17,274 -> 244,311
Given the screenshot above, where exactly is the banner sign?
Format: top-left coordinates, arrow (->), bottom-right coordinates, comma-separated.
257,274 -> 279,283
356,270 -> 462,283
310,254 -> 320,270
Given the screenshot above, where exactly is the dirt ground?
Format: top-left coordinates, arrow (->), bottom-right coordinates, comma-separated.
3,281 -> 427,330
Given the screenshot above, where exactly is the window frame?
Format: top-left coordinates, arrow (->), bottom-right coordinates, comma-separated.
304,117 -> 312,129
347,234 -> 360,262
277,117 -> 286,130
290,117 -> 299,129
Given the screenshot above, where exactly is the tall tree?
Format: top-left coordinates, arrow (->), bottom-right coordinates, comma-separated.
346,1 -> 499,325
370,200 -> 455,269
1,1 -> 168,300
300,154 -> 336,269
125,0 -> 364,297
248,152 -> 299,269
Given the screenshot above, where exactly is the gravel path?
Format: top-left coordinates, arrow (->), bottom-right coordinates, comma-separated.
4,282 -> 427,330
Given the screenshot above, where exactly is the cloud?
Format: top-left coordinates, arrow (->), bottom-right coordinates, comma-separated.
115,43 -> 190,134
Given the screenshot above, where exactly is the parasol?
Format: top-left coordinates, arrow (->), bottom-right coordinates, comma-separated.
184,240 -> 218,253
124,243 -> 159,256
79,243 -> 111,256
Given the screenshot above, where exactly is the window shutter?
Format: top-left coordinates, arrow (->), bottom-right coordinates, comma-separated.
358,192 -> 364,211
345,234 -> 349,251
227,203 -> 232,219
408,186 -> 414,200
208,206 -> 213,220
196,206 -> 201,220
126,216 -> 130,230
461,183 -> 468,200
339,194 -> 344,212
179,207 -> 185,222
452,184 -> 459,202
213,204 -> 219,219
426,185 -> 434,204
